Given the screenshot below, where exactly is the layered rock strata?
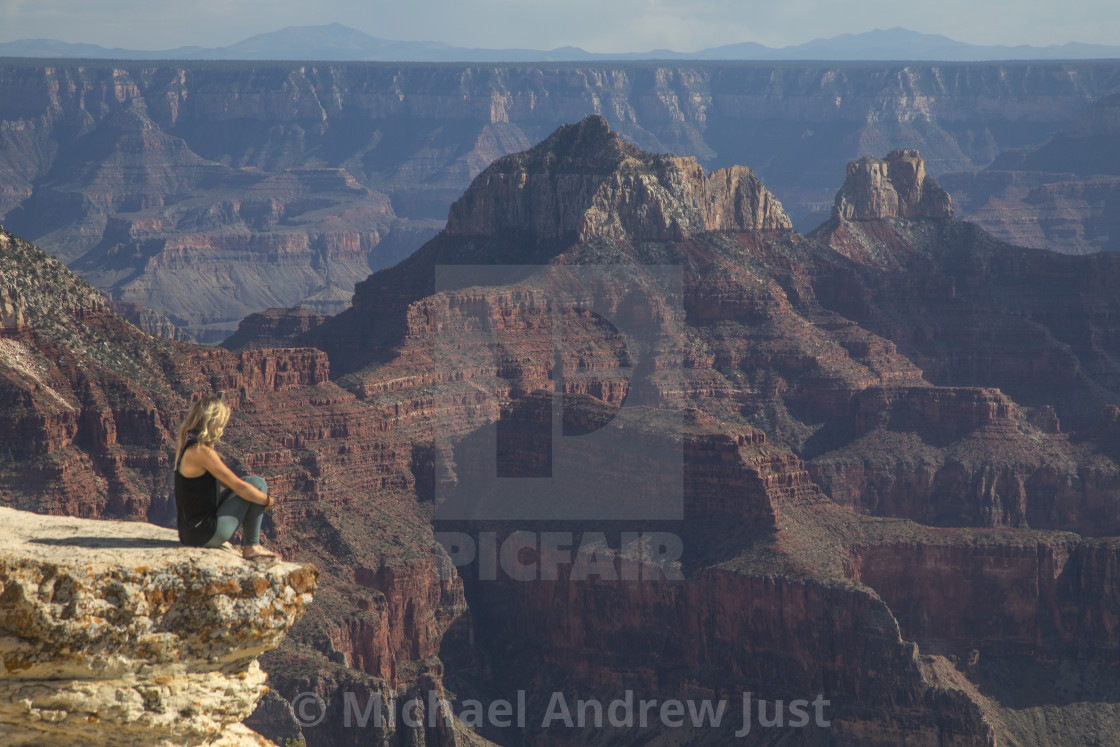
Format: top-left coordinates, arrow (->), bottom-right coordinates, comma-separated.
939,92 -> 1120,255
0,227 -> 483,745
6,60 -> 1120,333
107,300 -> 194,342
8,116 -> 1120,745
835,149 -> 953,222
0,505 -> 317,745
446,116 -> 791,243
299,122 -> 1120,743
222,307 -> 328,352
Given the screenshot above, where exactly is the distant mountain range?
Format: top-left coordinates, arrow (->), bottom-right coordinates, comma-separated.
1,24 -> 1118,62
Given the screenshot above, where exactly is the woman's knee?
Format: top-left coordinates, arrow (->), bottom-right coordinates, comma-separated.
244,475 -> 267,494
204,515 -> 242,547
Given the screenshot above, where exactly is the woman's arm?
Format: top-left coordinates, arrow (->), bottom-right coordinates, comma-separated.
192,446 -> 271,507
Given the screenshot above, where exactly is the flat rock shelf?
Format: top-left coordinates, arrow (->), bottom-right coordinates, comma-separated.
0,505 -> 317,746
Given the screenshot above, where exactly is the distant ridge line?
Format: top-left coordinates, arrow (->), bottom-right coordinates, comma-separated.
2,24 -> 1118,62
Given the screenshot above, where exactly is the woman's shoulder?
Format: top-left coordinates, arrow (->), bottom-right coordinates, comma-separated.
180,441 -> 219,464
187,442 -> 219,458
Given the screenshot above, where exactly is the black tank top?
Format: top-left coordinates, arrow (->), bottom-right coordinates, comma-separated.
174,431 -> 219,546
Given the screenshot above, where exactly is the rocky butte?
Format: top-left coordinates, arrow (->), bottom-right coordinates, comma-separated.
6,116 -> 1120,745
292,116 -> 1120,744
835,148 -> 953,222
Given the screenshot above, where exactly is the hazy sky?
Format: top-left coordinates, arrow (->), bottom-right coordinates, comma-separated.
1,0 -> 1117,52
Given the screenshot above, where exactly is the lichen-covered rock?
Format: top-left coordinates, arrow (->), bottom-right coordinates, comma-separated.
0,506 -> 317,746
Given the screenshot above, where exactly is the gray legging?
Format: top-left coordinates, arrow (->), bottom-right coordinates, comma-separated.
203,475 -> 268,547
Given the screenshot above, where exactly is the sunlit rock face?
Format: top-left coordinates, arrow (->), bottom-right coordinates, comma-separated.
834,149 -> 953,222
446,115 -> 791,244
0,506 -> 317,746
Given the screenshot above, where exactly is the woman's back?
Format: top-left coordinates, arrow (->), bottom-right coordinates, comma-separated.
175,433 -> 220,546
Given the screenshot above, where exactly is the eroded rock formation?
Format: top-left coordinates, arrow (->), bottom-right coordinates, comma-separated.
0,505 -> 317,745
296,126 -> 1120,743
107,300 -> 195,342
0,226 -> 485,745
5,60 -> 1120,335
835,149 -> 953,221
446,115 -> 791,243
941,92 -> 1120,254
222,307 -> 328,352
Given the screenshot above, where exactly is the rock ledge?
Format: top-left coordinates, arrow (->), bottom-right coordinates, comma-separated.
0,506 -> 317,746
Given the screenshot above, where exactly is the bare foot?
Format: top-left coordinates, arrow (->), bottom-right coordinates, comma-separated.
242,545 -> 281,560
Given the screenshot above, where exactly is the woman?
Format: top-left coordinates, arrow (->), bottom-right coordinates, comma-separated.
174,394 -> 280,560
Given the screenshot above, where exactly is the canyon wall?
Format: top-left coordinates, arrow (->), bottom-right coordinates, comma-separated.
7,116 -> 1120,745
2,60 -> 1120,339
940,92 -> 1120,254
303,121 -> 1120,744
0,227 -> 482,745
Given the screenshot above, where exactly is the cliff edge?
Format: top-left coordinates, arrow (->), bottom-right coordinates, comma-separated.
0,506 -> 317,746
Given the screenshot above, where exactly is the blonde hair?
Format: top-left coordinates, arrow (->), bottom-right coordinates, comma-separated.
177,394 -> 231,460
